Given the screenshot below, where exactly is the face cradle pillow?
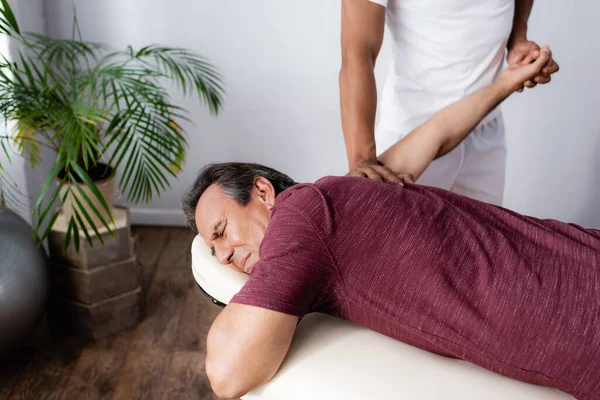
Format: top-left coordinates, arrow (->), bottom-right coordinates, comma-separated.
190,235 -> 574,400
191,235 -> 249,306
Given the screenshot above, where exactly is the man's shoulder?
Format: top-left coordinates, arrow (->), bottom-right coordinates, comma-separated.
277,176 -> 363,205
271,177 -> 359,231
315,175 -> 389,194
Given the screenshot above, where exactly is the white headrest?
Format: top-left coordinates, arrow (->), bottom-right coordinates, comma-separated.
190,235 -> 249,304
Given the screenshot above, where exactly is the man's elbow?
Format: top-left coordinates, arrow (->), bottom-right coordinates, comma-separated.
206,358 -> 258,399
209,380 -> 248,400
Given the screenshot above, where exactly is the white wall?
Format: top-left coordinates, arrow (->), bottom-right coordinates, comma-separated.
43,0 -> 599,228
501,1 -> 600,227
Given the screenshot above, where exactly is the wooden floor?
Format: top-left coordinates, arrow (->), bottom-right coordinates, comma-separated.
0,227 -> 233,400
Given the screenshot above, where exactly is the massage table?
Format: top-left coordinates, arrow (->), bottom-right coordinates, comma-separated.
190,236 -> 574,399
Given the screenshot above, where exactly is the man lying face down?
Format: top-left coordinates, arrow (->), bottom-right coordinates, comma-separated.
182,47 -> 600,400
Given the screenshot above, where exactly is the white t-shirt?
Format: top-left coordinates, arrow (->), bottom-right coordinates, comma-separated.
369,0 -> 514,150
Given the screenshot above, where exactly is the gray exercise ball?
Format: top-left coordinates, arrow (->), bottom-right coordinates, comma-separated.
0,208 -> 49,358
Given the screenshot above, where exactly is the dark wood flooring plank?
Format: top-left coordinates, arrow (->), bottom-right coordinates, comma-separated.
174,278 -> 221,353
0,347 -> 34,400
59,330 -> 134,400
156,228 -> 195,272
111,229 -> 195,400
157,352 -> 222,400
9,331 -> 87,400
132,226 -> 171,289
157,272 -> 223,399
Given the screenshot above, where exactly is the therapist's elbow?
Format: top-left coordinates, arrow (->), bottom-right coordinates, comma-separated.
206,357 -> 255,399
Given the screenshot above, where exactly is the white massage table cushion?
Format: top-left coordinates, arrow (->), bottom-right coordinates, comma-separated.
190,235 -> 573,400
191,234 -> 250,305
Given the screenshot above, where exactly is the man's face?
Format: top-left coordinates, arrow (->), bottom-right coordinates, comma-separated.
195,178 -> 275,274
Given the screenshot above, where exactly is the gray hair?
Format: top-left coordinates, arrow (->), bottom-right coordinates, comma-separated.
182,162 -> 297,232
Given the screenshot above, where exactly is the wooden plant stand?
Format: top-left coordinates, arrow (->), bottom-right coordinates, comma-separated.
47,206 -> 144,339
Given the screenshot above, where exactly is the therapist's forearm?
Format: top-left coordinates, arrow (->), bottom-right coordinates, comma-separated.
509,0 -> 534,44
339,56 -> 378,169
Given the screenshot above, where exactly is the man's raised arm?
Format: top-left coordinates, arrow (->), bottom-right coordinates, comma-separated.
379,46 -> 553,182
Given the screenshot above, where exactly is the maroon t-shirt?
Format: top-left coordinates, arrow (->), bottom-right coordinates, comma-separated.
231,176 -> 600,399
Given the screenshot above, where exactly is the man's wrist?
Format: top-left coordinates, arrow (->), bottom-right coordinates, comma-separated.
492,77 -> 516,99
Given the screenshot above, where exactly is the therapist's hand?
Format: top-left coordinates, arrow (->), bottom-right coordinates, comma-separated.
347,160 -> 414,185
507,39 -> 559,92
499,45 -> 554,94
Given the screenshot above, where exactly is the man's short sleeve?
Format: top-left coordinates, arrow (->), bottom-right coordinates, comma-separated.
230,188 -> 334,318
369,0 -> 388,7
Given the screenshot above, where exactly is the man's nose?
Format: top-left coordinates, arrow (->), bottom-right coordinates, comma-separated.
215,243 -> 233,265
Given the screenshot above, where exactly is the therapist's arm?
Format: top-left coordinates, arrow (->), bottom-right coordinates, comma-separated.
509,0 -> 534,46
340,0 -> 400,182
205,303 -> 298,399
507,0 -> 559,90
379,46 -> 552,182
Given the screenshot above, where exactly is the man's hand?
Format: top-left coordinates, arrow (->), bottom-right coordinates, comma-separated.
507,39 -> 559,92
499,45 -> 553,93
347,160 -> 414,185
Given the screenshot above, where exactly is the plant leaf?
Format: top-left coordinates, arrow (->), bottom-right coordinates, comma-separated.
73,208 -> 98,248
71,162 -> 114,226
0,0 -> 21,34
63,216 -> 75,253
70,189 -> 105,245
33,162 -> 63,229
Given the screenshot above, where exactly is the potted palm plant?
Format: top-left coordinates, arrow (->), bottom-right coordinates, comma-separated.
0,0 -> 224,250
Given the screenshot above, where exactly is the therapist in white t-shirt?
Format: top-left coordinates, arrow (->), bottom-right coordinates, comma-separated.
340,0 -> 559,205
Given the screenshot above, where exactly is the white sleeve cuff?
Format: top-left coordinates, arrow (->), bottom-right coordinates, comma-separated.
369,0 -> 388,7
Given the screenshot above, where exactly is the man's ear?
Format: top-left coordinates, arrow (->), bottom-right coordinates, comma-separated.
253,177 -> 276,210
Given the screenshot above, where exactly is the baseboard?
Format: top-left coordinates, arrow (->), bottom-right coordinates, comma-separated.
129,208 -> 187,227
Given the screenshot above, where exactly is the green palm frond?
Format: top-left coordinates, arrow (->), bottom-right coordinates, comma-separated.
130,45 -> 224,114
0,0 -> 19,35
109,80 -> 186,203
0,134 -> 31,213
0,172 -> 28,212
0,134 -> 15,208
24,33 -> 103,67
0,0 -> 224,251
